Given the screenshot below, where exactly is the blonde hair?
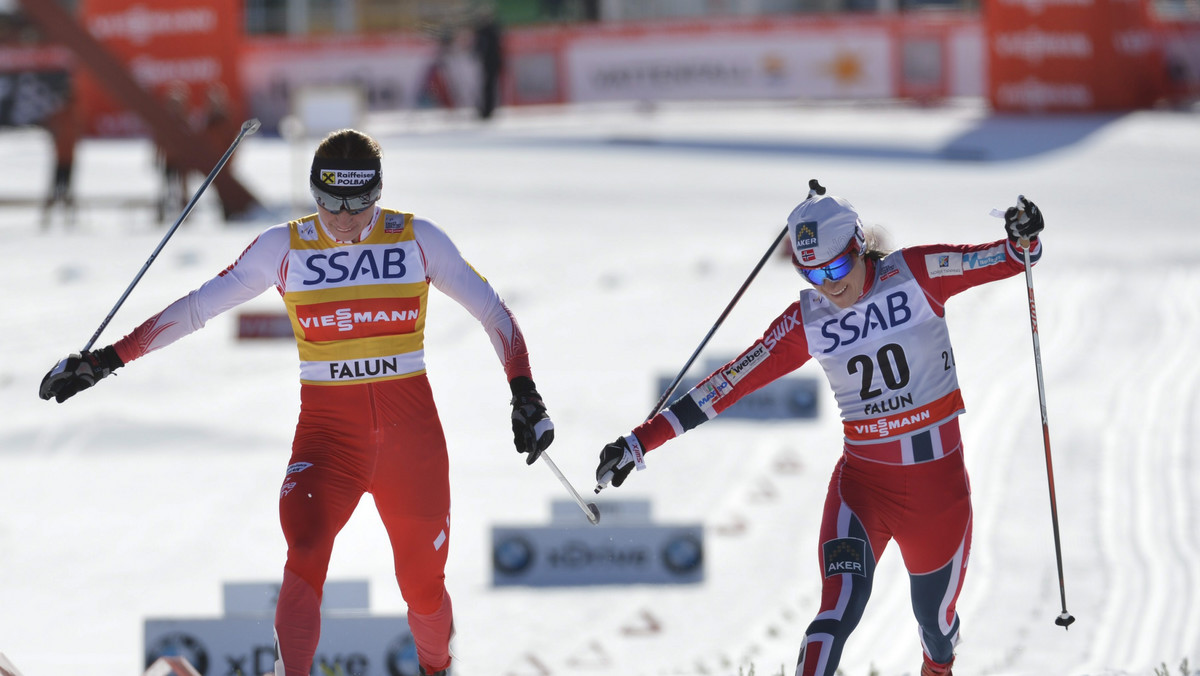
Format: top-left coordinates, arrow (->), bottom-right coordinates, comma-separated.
861,224 -> 894,261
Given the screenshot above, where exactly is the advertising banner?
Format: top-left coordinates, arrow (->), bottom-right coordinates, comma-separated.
144,616 -> 421,676
76,0 -> 243,136
987,0 -> 1163,111
144,580 -> 430,676
239,34 -> 479,134
565,29 -> 893,102
493,500 -> 704,587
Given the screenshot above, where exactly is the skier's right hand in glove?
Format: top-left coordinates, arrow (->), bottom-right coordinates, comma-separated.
1004,196 -> 1044,244
595,435 -> 643,488
39,346 -> 123,403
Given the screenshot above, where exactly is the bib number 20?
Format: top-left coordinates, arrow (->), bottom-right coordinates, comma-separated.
847,343 -> 910,400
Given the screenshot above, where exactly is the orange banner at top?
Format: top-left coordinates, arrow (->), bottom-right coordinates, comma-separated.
77,0 -> 242,137
987,0 -> 1163,111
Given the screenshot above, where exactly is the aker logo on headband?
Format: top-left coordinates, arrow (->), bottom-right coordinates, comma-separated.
795,220 -> 818,250
319,169 -> 377,187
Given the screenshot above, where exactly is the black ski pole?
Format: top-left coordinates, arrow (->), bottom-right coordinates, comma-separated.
595,179 -> 826,494
1014,195 -> 1075,630
82,118 -> 261,353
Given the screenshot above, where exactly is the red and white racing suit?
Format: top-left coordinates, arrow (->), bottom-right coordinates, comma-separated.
109,208 -> 532,676
631,238 -> 1040,675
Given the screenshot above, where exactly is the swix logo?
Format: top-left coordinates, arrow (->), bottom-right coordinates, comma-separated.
1029,288 -> 1038,333
301,247 -> 408,286
296,297 -> 420,341
764,310 -> 801,349
818,291 -> 912,353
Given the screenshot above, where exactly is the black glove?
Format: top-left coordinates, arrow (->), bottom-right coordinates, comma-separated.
1004,197 -> 1044,244
39,346 -> 124,403
510,376 -> 554,464
595,435 -> 642,488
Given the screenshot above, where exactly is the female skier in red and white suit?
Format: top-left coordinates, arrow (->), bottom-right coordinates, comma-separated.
596,190 -> 1045,676
40,129 -> 555,676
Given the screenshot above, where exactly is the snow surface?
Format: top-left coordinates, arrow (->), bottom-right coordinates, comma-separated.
2,99 -> 1199,676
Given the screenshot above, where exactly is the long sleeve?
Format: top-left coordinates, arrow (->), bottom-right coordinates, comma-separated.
112,225 -> 289,363
633,299 -> 814,452
903,237 -> 1041,311
414,218 -> 532,381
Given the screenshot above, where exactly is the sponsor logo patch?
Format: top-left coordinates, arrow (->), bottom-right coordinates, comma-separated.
299,221 -> 318,241
295,296 -> 420,341
384,213 -> 406,233
285,461 -> 313,476
690,375 -> 731,412
822,537 -> 868,577
722,342 -> 770,386
925,252 -> 963,278
795,220 -> 819,250
319,168 -> 376,187
963,245 -> 1007,271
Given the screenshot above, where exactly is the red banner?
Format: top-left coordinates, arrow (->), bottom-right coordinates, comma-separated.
988,0 -> 1163,111
76,0 -> 242,137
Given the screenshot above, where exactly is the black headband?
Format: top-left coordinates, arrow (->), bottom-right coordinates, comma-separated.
309,156 -> 382,198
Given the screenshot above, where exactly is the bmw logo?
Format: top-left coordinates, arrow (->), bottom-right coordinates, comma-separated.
661,533 -> 703,574
145,632 -> 209,674
493,536 -> 534,575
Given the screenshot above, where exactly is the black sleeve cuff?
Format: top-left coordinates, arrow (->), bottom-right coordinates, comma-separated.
96,345 -> 124,371
509,376 -> 537,398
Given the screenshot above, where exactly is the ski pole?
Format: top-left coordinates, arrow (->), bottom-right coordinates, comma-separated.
646,178 -> 826,421
82,118 -> 262,352
539,450 -> 601,524
595,179 -> 826,494
1014,195 -> 1075,630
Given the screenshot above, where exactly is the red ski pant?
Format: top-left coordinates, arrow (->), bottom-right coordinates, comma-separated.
796,427 -> 972,676
274,375 -> 454,676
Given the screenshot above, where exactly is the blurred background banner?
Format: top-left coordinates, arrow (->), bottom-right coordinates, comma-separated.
3,0 -> 1198,141
987,0 -> 1166,111
75,0 -> 244,137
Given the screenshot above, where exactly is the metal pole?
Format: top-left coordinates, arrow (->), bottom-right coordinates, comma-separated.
82,119 -> 261,352
539,450 -> 601,524
1019,236 -> 1075,629
595,179 -> 826,494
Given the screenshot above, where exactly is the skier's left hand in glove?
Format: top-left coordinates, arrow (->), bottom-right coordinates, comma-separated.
39,345 -> 124,403
510,376 -> 554,464
1004,196 -> 1044,244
